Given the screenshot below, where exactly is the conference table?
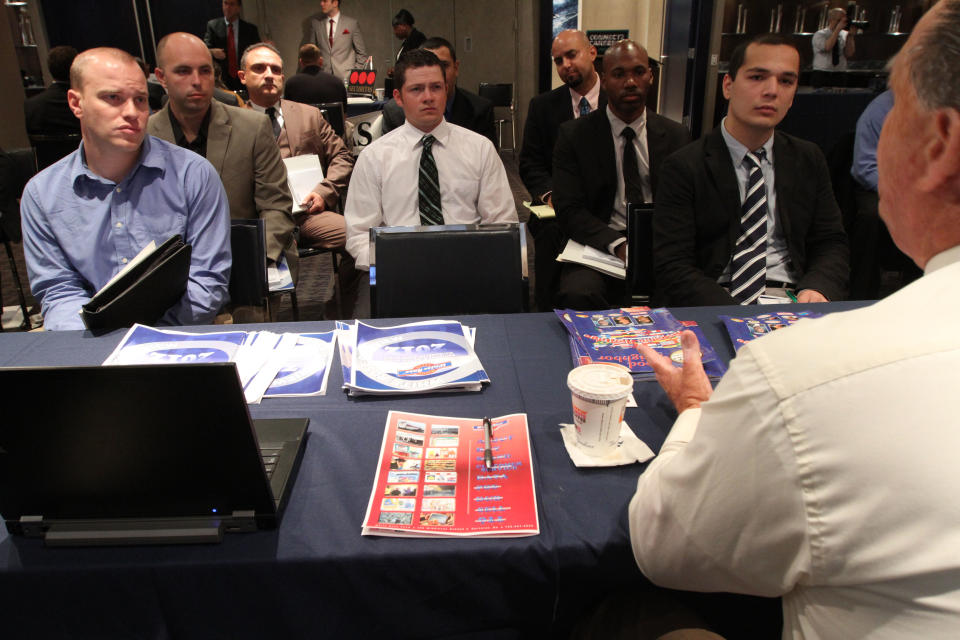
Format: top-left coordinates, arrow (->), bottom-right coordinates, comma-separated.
0,302 -> 866,638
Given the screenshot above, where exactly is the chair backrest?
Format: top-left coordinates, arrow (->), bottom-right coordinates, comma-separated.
312,102 -> 346,137
229,219 -> 268,306
370,223 -> 527,318
28,133 -> 81,172
625,203 -> 656,301
478,83 -> 513,108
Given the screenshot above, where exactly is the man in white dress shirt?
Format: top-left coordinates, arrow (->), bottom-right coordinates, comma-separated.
628,2 -> 960,637
344,48 -> 517,272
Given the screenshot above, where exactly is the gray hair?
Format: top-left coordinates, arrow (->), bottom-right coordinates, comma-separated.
909,0 -> 960,111
240,42 -> 282,71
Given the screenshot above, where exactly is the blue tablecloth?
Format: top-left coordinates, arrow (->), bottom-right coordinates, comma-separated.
0,303 -> 867,637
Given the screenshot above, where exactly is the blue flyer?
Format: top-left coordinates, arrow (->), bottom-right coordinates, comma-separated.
264,331 -> 336,397
720,310 -> 824,351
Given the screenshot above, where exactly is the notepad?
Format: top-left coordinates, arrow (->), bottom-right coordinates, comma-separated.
283,155 -> 325,213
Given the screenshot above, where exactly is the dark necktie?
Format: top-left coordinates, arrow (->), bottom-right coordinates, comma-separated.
578,96 -> 590,117
227,22 -> 238,78
620,127 -> 645,205
418,135 -> 443,225
329,18 -> 335,47
832,38 -> 840,66
266,107 -> 281,139
730,149 -> 769,305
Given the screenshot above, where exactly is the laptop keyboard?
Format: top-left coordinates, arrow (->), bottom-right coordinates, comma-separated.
259,443 -> 283,479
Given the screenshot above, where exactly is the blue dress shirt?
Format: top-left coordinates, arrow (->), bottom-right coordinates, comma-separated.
851,89 -> 893,191
21,135 -> 232,330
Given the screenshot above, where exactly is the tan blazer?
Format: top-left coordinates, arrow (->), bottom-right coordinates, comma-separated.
148,100 -> 297,278
300,12 -> 367,80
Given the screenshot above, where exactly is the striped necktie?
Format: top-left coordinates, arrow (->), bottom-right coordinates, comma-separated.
730,149 -> 768,304
418,134 -> 443,225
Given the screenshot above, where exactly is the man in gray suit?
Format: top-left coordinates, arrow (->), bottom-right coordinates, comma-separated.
148,32 -> 297,282
300,0 -> 367,80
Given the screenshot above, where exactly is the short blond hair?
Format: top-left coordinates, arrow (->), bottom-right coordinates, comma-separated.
70,47 -> 138,90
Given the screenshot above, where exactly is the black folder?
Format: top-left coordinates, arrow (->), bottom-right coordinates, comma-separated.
80,235 -> 191,331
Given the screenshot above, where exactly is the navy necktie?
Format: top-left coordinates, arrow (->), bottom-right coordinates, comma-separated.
578,96 -> 590,117
730,149 -> 769,304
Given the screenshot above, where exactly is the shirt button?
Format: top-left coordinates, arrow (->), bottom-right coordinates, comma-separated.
121,257 -> 128,264
116,221 -> 123,228
116,187 -> 122,193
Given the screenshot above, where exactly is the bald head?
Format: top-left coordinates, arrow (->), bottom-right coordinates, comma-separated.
551,29 -> 597,92
70,47 -> 140,90
602,39 -> 650,74
601,39 -> 654,123
156,32 -> 212,69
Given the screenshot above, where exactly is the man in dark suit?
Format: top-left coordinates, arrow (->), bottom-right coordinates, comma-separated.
387,8 -> 425,80
284,44 -> 348,109
553,40 -> 691,310
653,34 -> 849,307
204,0 -> 260,93
520,29 -> 606,309
24,45 -> 79,136
380,37 -> 496,147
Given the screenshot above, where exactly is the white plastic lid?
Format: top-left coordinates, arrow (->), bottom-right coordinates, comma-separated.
567,363 -> 634,401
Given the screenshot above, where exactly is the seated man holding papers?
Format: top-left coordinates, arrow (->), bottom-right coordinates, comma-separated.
21,47 -> 231,331
553,39 -> 689,310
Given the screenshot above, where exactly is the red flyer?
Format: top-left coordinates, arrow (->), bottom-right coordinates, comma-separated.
362,411 -> 540,537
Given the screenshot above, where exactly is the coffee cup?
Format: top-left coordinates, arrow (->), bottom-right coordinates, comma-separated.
567,363 -> 633,457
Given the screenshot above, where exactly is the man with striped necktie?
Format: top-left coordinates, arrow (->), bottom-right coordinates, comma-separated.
653,34 -> 848,306
344,49 -> 517,273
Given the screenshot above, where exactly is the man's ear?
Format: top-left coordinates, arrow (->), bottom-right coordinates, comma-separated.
154,67 -> 167,90
722,73 -> 733,100
238,69 -> 246,84
918,108 -> 960,194
67,88 -> 82,119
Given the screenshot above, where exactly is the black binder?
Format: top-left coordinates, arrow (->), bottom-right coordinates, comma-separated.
80,234 -> 192,331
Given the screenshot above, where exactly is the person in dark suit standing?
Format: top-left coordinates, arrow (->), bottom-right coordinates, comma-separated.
283,44 -> 348,109
204,0 -> 260,93
552,40 -> 691,310
23,45 -> 80,136
653,34 -> 849,307
520,29 -> 606,309
380,37 -> 496,147
389,9 -> 425,73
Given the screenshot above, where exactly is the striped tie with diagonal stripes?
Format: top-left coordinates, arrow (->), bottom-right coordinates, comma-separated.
730,149 -> 768,305
418,134 -> 443,225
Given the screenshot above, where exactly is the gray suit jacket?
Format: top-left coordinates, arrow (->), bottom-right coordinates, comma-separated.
301,13 -> 367,80
147,100 -> 297,277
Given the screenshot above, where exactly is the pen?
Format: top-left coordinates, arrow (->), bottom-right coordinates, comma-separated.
787,289 -> 799,303
482,417 -> 493,471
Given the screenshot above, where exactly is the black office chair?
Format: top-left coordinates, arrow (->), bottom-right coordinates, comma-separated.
312,102 -> 346,138
229,219 -> 299,321
624,203 -> 656,305
28,132 -> 80,172
370,223 -> 528,318
0,147 -> 38,331
478,83 -> 516,155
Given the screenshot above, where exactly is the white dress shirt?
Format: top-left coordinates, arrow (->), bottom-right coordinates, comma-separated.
629,244 -> 960,639
811,28 -> 849,71
344,119 -> 518,269
248,101 -> 284,131
569,74 -> 601,118
607,106 -> 651,231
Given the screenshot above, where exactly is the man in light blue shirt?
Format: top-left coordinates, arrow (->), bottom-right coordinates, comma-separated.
20,47 -> 231,331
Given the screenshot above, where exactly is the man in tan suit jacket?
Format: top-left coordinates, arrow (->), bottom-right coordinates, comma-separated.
300,0 -> 367,80
147,32 -> 297,280
238,42 -> 353,249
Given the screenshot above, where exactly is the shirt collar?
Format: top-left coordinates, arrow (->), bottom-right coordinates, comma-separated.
401,118 -> 451,147
570,73 -> 601,112
721,117 -> 775,166
249,100 -> 281,116
168,106 -> 212,148
72,134 -> 159,187
925,244 -> 960,274
606,105 -> 646,137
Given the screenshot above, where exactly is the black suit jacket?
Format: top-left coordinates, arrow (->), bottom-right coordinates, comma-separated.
519,84 -> 607,203
553,108 -> 691,252
397,28 -> 426,60
653,127 -> 850,306
381,86 -> 497,146
283,66 -> 348,108
203,17 -> 261,92
23,82 -> 80,136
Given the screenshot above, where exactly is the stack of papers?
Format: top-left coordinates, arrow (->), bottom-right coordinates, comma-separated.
556,307 -> 727,380
336,320 -> 489,395
556,239 -> 625,279
720,310 -> 823,351
103,324 -> 336,403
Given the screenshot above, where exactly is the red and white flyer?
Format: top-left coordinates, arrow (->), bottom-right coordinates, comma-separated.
362,411 -> 540,537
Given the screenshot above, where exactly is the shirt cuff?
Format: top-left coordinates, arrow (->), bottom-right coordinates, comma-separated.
608,237 -> 627,257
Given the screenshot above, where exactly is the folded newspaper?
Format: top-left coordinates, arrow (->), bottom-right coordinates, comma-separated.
102,324 -> 336,403
336,320 -> 488,395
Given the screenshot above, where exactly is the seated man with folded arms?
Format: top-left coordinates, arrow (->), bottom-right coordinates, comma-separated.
630,4 -> 960,637
20,47 -> 231,331
653,34 -> 848,306
344,48 -> 517,273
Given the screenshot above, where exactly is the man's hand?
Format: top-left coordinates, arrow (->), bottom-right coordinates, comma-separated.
637,330 -> 713,413
301,192 -> 326,214
615,242 -> 627,262
796,289 -> 828,303
210,48 -> 226,61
